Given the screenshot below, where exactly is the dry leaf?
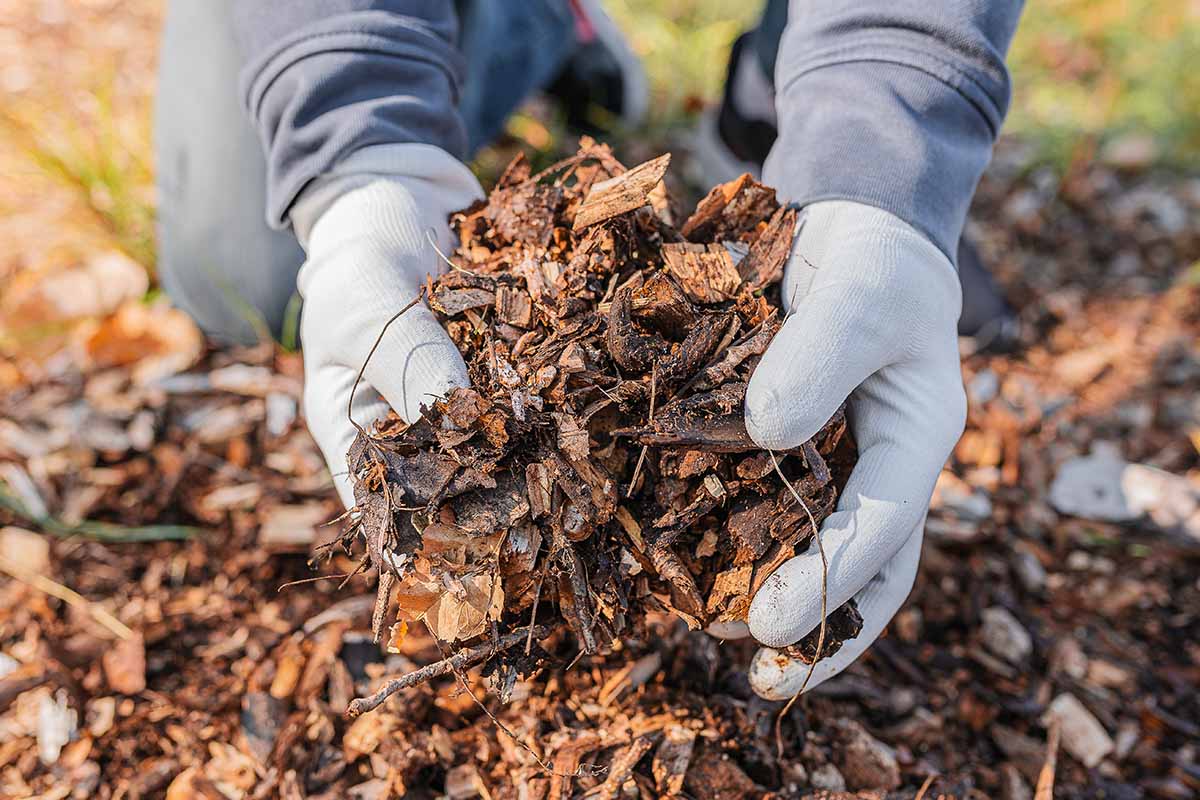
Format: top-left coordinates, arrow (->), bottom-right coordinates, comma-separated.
1,251 -> 148,330
386,620 -> 409,654
426,573 -> 504,643
75,300 -> 203,383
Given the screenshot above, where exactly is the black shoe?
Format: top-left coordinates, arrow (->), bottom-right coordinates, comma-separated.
545,0 -> 647,134
716,33 -> 778,167
956,237 -> 1020,351
690,32 -> 776,183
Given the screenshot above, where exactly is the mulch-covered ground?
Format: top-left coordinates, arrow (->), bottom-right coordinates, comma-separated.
0,140 -> 1197,799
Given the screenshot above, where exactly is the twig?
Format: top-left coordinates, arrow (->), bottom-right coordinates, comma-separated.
527,563 -> 548,655
347,624 -> 552,716
419,620 -> 601,781
914,774 -> 938,800
426,229 -> 484,275
1035,719 -> 1061,800
528,145 -> 624,186
0,556 -> 133,640
769,450 -> 828,759
346,290 -> 425,440
442,638 -> 555,773
625,365 -> 656,498
345,288 -> 428,594
276,572 -> 356,590
673,312 -> 747,399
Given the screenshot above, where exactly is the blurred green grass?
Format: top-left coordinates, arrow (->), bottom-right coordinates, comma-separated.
1008,0 -> 1200,167
607,0 -> 1200,168
1,78 -> 157,272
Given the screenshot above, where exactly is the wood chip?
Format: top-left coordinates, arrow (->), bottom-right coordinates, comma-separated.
572,154 -> 671,231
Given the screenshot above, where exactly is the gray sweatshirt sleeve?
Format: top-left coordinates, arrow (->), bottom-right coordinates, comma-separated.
763,1 -> 1024,262
233,1 -> 467,229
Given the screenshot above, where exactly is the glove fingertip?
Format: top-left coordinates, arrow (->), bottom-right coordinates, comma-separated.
743,377 -> 793,451
398,352 -> 470,422
744,348 -> 829,452
749,647 -> 804,701
747,556 -> 820,648
362,307 -> 471,423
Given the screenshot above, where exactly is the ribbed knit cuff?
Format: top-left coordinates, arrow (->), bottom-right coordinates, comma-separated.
236,5 -> 468,229
765,59 -> 999,264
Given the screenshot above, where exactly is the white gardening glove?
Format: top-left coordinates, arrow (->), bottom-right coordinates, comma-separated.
292,145 -> 484,507
741,200 -> 967,699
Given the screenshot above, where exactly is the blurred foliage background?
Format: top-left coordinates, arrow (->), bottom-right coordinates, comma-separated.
0,0 -> 1197,292
610,0 -> 1200,168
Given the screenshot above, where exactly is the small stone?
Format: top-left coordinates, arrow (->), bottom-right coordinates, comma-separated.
999,763 -> 1033,800
981,607 -> 1033,663
1049,446 -> 1200,540
0,526 -> 50,575
1042,693 -> 1114,768
932,471 -> 993,522
1113,720 -> 1140,760
1049,637 -> 1089,680
834,719 -> 901,791
37,689 -> 77,765
85,697 -> 116,737
968,368 -> 1000,405
809,763 -> 846,792
1011,546 -> 1047,593
101,634 -> 146,695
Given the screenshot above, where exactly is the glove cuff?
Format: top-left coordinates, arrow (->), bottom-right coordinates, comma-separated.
795,200 -> 961,317
291,143 -> 483,248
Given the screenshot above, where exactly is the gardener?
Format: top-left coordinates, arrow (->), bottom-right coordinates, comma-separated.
156,0 -> 1024,700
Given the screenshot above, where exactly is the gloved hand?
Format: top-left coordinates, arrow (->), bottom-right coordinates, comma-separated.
291,145 -> 484,507
739,200 -> 967,699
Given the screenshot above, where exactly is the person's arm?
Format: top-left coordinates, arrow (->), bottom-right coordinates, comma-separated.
233,0 -> 469,229
232,2 -> 480,506
743,1 -> 1024,699
764,0 -> 1023,259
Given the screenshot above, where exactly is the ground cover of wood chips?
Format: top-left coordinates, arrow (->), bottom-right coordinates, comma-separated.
0,139 -> 1198,798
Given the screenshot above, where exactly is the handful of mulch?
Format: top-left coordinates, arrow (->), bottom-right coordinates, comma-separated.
332,140 -> 861,715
